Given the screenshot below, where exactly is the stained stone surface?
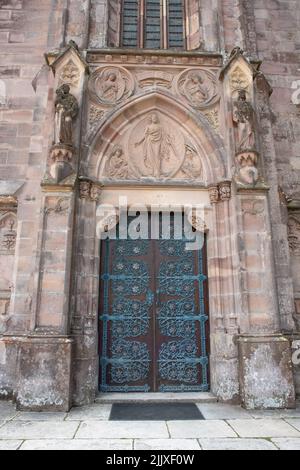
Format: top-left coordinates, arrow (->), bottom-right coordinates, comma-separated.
0,0 -> 299,412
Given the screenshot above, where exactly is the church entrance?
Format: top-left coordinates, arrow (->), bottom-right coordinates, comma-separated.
99,213 -> 209,393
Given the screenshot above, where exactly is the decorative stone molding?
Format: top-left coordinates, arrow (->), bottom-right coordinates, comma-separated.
44,197 -> 70,216
0,212 -> 17,254
87,50 -> 223,68
79,180 -> 102,203
58,60 -> 81,88
204,108 -> 220,132
288,215 -> 300,253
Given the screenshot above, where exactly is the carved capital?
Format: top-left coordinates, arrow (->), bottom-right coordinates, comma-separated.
209,185 -> 219,204
79,180 -> 102,203
219,181 -> 232,201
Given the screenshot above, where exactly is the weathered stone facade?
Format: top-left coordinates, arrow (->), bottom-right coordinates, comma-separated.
0,0 -> 299,411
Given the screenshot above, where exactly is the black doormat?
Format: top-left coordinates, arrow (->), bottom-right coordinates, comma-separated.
109,403 -> 204,421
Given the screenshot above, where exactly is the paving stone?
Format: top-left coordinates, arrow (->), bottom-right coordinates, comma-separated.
0,402 -> 19,421
20,439 -> 133,450
284,419 -> 300,432
134,439 -> 201,450
227,419 -> 300,438
199,438 -> 277,450
197,404 -> 252,420
0,421 -> 79,440
14,412 -> 67,421
0,440 -> 23,450
271,439 -> 300,450
76,421 -> 169,439
66,404 -> 112,421
167,420 -> 237,438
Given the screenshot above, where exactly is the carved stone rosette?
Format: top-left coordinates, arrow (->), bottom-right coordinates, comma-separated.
89,66 -> 134,107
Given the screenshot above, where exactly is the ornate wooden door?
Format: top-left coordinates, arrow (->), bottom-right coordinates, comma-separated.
99,215 -> 209,392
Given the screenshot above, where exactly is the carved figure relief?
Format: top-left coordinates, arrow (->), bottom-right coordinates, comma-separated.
0,212 -> 17,254
99,110 -> 207,182
288,216 -> 300,253
59,60 -> 80,87
131,112 -> 185,179
181,145 -> 203,180
89,66 -> 134,106
106,147 -> 128,179
233,90 -> 255,152
177,69 -> 218,109
54,84 -> 79,146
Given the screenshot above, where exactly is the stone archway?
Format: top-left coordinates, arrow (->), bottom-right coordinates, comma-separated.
71,90 -> 239,404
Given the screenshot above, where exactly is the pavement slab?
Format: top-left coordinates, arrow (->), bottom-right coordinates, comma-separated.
76,421 -> 169,439
197,404 -> 252,420
227,419 -> 300,438
0,440 -> 23,450
66,404 -> 112,421
19,439 -> 133,450
199,438 -> 277,451
271,438 -> 300,450
0,421 -> 79,440
168,420 -> 237,438
134,439 -> 201,450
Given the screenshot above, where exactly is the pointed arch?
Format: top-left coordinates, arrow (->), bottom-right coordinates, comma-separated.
86,90 -> 227,185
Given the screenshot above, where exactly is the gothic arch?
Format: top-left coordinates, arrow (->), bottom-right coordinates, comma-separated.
87,91 -> 227,185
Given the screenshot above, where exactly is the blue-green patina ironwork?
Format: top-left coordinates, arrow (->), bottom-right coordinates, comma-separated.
100,227 -> 209,393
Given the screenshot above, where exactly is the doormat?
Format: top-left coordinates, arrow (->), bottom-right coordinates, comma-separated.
109,403 -> 204,421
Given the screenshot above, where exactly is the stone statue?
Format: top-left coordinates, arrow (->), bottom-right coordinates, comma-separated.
107,147 -> 128,179
54,84 -> 79,146
101,72 -> 119,102
233,90 -> 255,151
134,113 -> 176,178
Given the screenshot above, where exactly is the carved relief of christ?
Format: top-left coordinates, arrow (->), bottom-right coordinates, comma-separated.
134,113 -> 176,178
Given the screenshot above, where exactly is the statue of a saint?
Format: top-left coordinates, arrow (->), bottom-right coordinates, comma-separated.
233,90 -> 255,151
54,84 -> 78,146
134,113 -> 176,178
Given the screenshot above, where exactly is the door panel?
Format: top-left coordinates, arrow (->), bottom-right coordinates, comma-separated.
99,215 -> 209,393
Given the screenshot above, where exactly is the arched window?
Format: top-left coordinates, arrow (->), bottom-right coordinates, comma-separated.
121,0 -> 186,49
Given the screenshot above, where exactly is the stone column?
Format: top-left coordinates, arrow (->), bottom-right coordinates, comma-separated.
13,42 -> 89,411
208,183 -> 240,404
220,49 -> 296,409
71,180 -> 102,406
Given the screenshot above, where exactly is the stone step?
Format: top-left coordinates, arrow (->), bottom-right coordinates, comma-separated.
96,392 -> 218,404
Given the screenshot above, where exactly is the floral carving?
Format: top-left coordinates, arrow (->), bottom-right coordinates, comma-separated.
59,60 -> 80,87
204,108 -> 220,131
288,216 -> 300,253
88,105 -> 105,131
0,213 -> 17,253
230,66 -> 250,92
